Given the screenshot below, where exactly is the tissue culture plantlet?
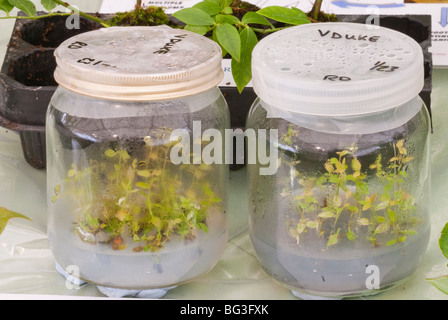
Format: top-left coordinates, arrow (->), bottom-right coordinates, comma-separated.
52,128 -> 222,253
280,124 -> 421,250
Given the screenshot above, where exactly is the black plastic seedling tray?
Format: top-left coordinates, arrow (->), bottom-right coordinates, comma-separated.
0,13 -> 103,168
0,13 -> 432,169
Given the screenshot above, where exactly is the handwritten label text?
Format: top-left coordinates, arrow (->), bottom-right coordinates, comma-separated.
318,29 -> 380,42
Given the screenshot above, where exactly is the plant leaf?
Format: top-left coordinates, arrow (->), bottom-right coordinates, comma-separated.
215,13 -> 240,25
135,181 -> 150,189
117,149 -> 130,160
318,211 -> 336,219
386,239 -> 396,246
222,6 -> 232,14
104,149 -> 117,157
151,216 -> 162,229
136,170 -> 151,178
296,222 -> 306,234
374,222 -> 389,234
242,11 -> 272,26
231,26 -> 257,92
67,168 -> 76,177
172,7 -> 215,26
327,228 -> 340,248
0,0 -> 13,13
41,0 -> 57,11
0,207 -> 30,235
115,209 -> 128,222
306,220 -> 317,229
8,0 -> 36,16
351,158 -> 361,172
193,1 -> 221,16
257,6 -> 310,25
212,27 -> 227,57
215,23 -> 240,61
220,0 -> 233,9
427,275 -> 448,295
184,24 -> 210,35
439,223 -> 448,259
346,229 -> 357,241
204,0 -> 219,5
357,217 -> 370,226
387,209 -> 396,224
198,222 -> 209,233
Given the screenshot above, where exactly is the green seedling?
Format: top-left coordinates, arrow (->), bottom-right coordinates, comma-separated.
52,129 -> 222,252
281,124 -> 419,250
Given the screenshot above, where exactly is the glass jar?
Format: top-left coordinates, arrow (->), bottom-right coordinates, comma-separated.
46,26 -> 229,291
247,23 -> 431,298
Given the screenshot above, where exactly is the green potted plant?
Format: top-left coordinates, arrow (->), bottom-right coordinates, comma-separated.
172,0 -> 313,92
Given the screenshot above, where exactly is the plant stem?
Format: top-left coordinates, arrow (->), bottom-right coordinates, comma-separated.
310,0 -> 323,21
50,0 -> 111,27
0,12 -> 71,20
251,26 -> 289,34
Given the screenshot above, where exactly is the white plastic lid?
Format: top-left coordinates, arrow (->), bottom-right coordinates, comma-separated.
54,26 -> 224,101
251,22 -> 424,116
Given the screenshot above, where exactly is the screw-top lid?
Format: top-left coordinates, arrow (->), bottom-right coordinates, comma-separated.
54,26 -> 224,101
251,23 -> 424,116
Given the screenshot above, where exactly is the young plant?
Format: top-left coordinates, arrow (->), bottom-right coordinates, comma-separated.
52,129 -> 223,252
281,126 -> 420,250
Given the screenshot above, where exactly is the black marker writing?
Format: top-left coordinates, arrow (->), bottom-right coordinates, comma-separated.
77,57 -> 115,68
323,75 -> 351,81
318,29 -> 380,42
68,41 -> 88,49
153,34 -> 188,54
370,61 -> 399,72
